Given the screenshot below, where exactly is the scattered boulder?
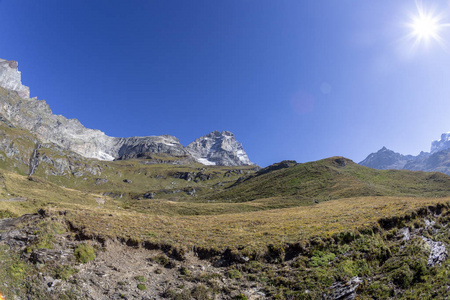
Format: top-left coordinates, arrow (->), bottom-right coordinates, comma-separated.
422,237 -> 447,266
144,192 -> 156,199
325,277 -> 362,300
95,178 -> 109,185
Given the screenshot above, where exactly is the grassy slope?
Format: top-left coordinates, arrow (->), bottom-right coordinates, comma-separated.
0,169 -> 120,217
3,154 -> 450,299
204,157 -> 450,202
1,157 -> 449,253
65,196 -> 450,253
33,148 -> 257,200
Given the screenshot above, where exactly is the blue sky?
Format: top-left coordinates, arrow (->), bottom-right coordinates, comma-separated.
1,0 -> 450,166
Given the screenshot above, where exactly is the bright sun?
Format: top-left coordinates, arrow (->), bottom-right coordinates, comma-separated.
406,1 -> 448,48
411,13 -> 439,42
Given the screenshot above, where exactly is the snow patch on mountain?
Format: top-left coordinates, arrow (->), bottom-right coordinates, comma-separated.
186,131 -> 253,166
0,58 -> 254,166
431,132 -> 450,154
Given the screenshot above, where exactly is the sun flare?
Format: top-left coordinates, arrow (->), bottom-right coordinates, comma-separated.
406,1 -> 448,48
411,13 -> 439,41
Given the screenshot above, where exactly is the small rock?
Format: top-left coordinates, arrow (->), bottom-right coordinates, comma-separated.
325,277 -> 362,300
422,236 -> 447,266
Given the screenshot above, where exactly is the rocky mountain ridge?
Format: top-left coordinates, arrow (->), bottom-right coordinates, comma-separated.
360,133 -> 450,174
0,58 -> 253,166
186,130 -> 252,166
431,132 -> 450,153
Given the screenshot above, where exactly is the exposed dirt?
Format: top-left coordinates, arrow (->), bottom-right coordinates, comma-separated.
0,212 -> 266,299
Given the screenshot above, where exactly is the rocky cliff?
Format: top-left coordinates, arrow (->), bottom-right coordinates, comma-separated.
0,58 -> 253,166
186,131 -> 252,166
0,59 -> 30,99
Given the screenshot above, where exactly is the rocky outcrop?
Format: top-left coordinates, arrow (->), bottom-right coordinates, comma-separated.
0,59 -> 254,166
0,59 -> 30,98
186,131 -> 252,166
255,160 -> 297,176
422,237 -> 447,267
117,135 -> 187,158
325,277 -> 362,300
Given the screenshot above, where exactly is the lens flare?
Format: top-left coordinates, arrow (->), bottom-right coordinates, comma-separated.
411,13 -> 440,42
0,292 -> 5,300
404,0 -> 449,49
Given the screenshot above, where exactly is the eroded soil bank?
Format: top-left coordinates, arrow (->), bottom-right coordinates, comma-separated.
1,203 -> 450,299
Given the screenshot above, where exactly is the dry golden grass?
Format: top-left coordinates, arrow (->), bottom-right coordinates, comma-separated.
64,196 -> 450,252
2,165 -> 449,254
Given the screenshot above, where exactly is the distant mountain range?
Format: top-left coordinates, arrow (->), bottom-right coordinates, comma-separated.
360,133 -> 450,175
0,58 -> 252,167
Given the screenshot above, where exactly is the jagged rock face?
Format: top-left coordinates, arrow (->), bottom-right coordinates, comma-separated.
0,58 -> 253,166
404,149 -> 450,174
360,146 -> 450,175
360,130 -> 450,175
117,135 -> 187,158
186,131 -> 252,166
0,86 -> 119,160
0,59 -> 30,99
431,132 -> 450,154
0,88 -> 189,161
359,147 -> 417,170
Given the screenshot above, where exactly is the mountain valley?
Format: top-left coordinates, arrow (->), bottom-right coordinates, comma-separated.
1,59 -> 450,299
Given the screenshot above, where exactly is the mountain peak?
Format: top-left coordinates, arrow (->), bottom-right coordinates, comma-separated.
0,58 -> 30,99
359,147 -> 415,170
186,131 -> 253,166
0,59 -> 253,166
431,132 -> 450,154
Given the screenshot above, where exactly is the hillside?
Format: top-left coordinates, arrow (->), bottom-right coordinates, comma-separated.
1,167 -> 450,299
1,58 -> 450,299
205,156 -> 450,203
1,151 -> 450,299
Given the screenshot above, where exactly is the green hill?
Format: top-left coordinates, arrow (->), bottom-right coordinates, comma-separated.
204,157 -> 450,203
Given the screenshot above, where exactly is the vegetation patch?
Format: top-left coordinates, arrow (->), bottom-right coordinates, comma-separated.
53,265 -> 79,280
0,209 -> 18,219
74,243 -> 96,263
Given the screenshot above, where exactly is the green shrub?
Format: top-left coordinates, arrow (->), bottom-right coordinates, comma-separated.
134,275 -> 145,282
309,251 -> 335,267
8,260 -> 27,280
74,243 -> 96,263
53,265 -> 78,280
234,294 -> 248,300
392,265 -> 414,288
151,254 -> 170,266
191,284 -> 210,300
137,283 -> 147,290
226,269 -> 242,279
366,281 -> 393,298
0,209 -> 18,219
179,266 -> 190,276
